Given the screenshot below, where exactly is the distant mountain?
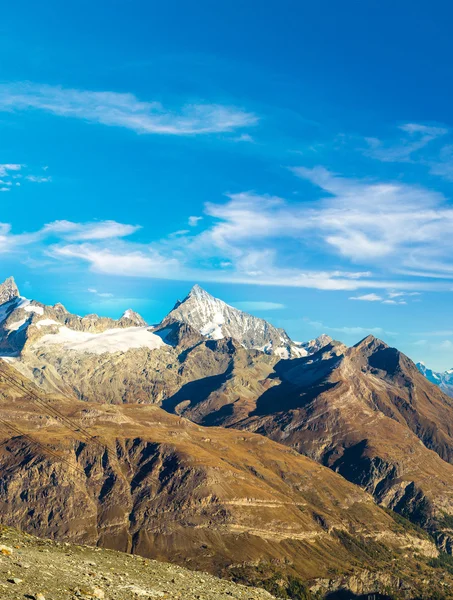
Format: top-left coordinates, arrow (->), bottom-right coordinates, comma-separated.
0,277 -> 330,404
163,284 -> 331,358
0,276 -> 161,358
417,361 -> 453,397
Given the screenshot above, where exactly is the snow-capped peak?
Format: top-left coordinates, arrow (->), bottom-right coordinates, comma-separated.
120,309 -> 147,326
161,284 -> 330,358
0,277 -> 20,305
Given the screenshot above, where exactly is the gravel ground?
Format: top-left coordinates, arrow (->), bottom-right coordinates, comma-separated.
0,527 -> 275,600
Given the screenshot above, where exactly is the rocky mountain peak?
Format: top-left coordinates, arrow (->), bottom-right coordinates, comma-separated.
187,283 -> 210,299
0,276 -> 20,305
162,285 -> 330,359
353,334 -> 389,353
120,309 -> 147,326
53,302 -> 69,313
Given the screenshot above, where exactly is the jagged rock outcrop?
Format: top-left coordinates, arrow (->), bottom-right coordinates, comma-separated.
0,277 -> 19,305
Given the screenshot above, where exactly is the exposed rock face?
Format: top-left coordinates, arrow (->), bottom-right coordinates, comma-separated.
0,277 -> 19,305
0,363 -> 440,595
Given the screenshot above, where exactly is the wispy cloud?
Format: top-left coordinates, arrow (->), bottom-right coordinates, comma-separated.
0,164 -> 21,177
349,290 -> 417,305
0,219 -> 140,255
0,82 -> 258,135
349,293 -> 382,302
0,163 -> 53,191
43,220 -> 140,241
290,166 -> 453,279
88,288 -> 114,298
304,318 -> 396,337
362,122 -> 453,182
50,243 -> 180,278
25,175 -> 52,183
188,216 -> 203,227
364,122 -> 448,163
3,165 -> 453,292
234,301 -> 286,311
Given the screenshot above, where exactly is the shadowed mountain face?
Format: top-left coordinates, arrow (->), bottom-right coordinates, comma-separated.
0,362 -> 442,599
172,336 -> 453,544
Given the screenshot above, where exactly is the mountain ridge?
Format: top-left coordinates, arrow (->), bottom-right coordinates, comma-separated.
417,361 -> 453,397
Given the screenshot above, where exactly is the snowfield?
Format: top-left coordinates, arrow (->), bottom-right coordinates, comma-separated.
35,326 -> 167,355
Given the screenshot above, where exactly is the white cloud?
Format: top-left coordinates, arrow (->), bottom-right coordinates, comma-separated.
290,167 -> 453,278
43,220 -> 140,241
3,165 -> 453,292
349,293 -> 382,302
305,318 -> 395,337
0,163 -> 54,191
440,340 -> 453,350
364,122 -> 448,163
49,243 -> 180,278
233,133 -> 255,143
0,219 -> 140,256
0,164 -> 21,177
382,299 -> 407,305
388,291 -> 421,298
188,216 -> 203,227
38,168 -> 453,290
234,301 -> 286,311
0,82 -> 258,135
88,288 -> 114,298
25,175 -> 52,183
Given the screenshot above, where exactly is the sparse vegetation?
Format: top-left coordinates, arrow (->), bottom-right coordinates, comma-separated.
428,551 -> 453,575
230,566 -> 314,599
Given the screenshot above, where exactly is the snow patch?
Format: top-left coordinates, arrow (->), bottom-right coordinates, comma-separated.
7,318 -> 28,332
24,304 -> 44,315
35,318 -> 59,329
35,326 -> 167,355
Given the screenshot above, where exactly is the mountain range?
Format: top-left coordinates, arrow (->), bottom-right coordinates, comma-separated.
417,361 -> 453,397
1,276 -> 453,598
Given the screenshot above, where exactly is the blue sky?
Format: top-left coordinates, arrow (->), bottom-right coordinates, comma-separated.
2,0 -> 453,369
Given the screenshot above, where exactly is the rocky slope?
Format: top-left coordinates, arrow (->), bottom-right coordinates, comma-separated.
0,361 -> 444,598
171,336 -> 453,543
417,361 -> 453,398
0,526 -> 275,600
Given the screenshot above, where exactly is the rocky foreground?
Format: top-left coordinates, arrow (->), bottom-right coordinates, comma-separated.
0,526 -> 275,600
